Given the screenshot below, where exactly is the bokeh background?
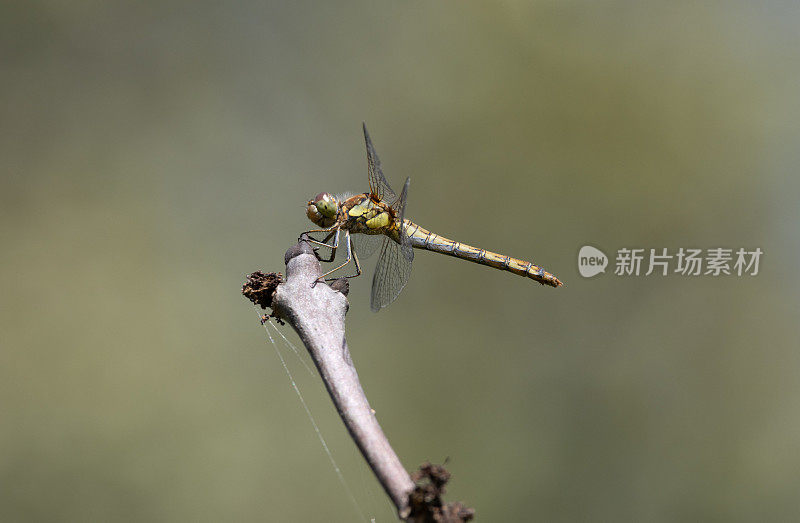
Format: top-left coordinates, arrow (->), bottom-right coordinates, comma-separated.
2,2 -> 799,521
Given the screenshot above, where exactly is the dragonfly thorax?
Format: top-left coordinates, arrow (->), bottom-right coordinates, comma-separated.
341,194 -> 398,235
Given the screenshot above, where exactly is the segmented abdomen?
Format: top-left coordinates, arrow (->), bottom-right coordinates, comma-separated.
402,220 -> 562,287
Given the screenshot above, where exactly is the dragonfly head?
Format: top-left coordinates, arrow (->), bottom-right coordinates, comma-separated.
307,192 -> 338,226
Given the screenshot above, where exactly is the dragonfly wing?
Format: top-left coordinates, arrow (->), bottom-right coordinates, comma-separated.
363,123 -> 397,202
351,232 -> 382,260
370,177 -> 414,311
396,177 -> 414,263
370,235 -> 413,312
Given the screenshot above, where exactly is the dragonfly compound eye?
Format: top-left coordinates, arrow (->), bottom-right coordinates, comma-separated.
313,192 -> 338,218
306,202 -> 323,224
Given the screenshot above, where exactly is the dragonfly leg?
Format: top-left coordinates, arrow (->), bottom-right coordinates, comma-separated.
301,228 -> 340,262
299,227 -> 338,245
309,230 -> 340,262
317,231 -> 362,282
351,242 -> 362,277
330,237 -> 362,280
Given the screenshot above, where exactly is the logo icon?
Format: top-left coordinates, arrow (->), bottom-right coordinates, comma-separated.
578,246 -> 608,278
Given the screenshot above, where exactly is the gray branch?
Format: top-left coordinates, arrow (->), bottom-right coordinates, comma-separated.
270,242 -> 415,520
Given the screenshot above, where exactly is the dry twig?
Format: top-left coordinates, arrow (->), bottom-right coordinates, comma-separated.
242,241 -> 473,522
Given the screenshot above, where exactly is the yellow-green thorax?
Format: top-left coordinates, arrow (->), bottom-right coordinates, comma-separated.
341,193 -> 399,238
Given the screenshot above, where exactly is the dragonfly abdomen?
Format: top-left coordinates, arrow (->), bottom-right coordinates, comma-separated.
403,220 -> 562,288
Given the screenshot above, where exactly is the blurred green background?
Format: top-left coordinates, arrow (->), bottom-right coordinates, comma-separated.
2,1 -> 799,521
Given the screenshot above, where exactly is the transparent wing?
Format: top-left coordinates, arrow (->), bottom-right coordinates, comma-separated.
363,123 -> 396,202
350,232 -> 382,260
370,178 -> 414,312
396,177 -> 413,262
370,236 -> 413,312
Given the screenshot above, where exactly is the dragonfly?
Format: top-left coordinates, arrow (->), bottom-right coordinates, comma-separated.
303,124 -> 562,312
